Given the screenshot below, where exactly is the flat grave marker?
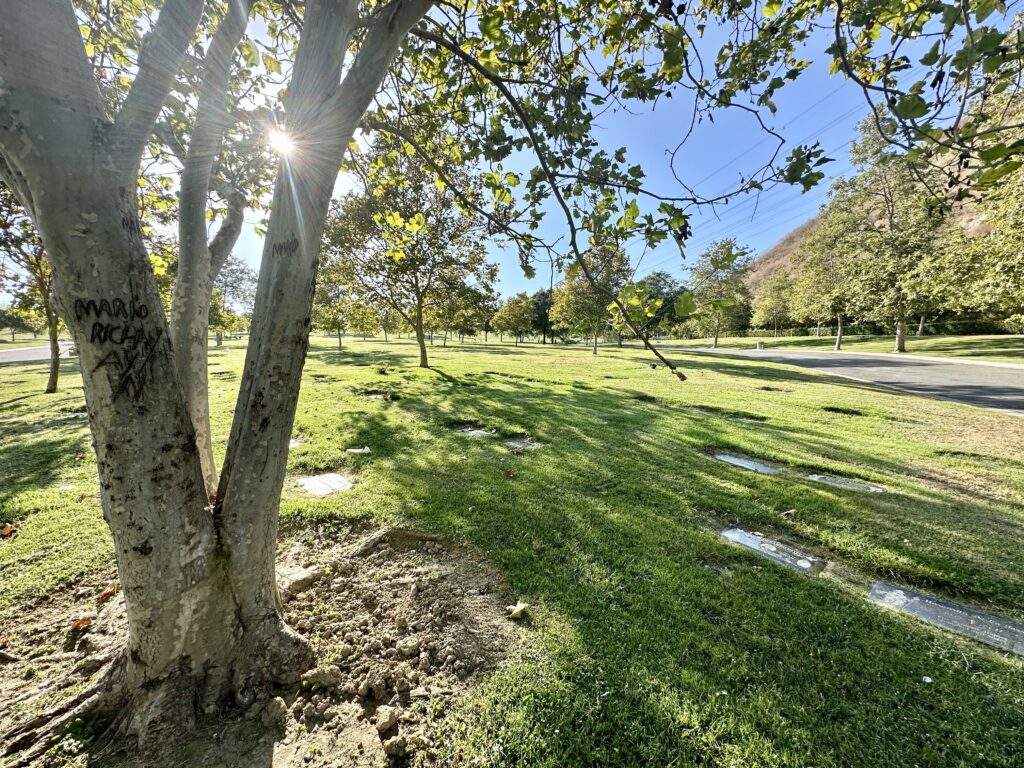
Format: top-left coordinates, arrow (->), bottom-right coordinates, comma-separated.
721,528 -> 826,575
504,439 -> 541,450
806,474 -> 885,493
714,454 -> 780,475
297,473 -> 354,496
456,427 -> 492,438
868,581 -> 1024,656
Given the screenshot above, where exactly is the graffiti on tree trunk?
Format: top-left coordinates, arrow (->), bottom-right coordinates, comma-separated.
75,297 -> 164,401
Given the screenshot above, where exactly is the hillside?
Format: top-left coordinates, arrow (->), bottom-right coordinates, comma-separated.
745,216 -> 818,295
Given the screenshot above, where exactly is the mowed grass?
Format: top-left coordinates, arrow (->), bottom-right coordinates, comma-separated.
667,333 -> 1024,363
2,336 -> 1024,766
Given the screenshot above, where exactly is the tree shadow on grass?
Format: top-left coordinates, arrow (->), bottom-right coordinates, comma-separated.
298,376 -> 1024,766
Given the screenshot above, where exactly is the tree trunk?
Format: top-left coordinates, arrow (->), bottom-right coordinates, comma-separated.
894,317 -> 907,353
917,314 -> 926,336
414,310 -> 429,368
0,0 -> 432,751
337,328 -> 343,349
816,321 -> 821,337
383,328 -> 388,342
834,314 -> 843,351
593,329 -> 598,355
617,331 -> 623,347
44,301 -> 61,394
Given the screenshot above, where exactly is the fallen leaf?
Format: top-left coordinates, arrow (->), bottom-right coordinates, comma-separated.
70,617 -> 93,631
503,469 -> 518,479
1,525 -> 17,538
96,585 -> 119,604
506,601 -> 529,620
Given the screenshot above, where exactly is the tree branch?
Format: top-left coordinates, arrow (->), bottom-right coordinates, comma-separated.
413,26 -> 687,379
111,0 -> 207,172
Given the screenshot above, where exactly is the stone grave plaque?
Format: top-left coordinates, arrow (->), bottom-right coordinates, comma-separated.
714,454 -> 780,475
722,528 -> 825,575
297,473 -> 353,496
456,427 -> 492,437
806,474 -> 885,493
504,439 -> 540,450
868,581 -> 1024,655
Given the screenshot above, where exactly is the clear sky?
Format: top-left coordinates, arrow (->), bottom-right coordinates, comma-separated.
232,25 -> 878,299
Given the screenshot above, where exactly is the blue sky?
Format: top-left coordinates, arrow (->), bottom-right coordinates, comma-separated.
233,25 -> 877,299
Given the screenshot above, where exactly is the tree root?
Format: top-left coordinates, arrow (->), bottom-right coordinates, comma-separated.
347,526 -> 443,557
3,658 -> 126,767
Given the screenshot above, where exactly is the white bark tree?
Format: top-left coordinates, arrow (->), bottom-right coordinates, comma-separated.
0,0 -> 430,758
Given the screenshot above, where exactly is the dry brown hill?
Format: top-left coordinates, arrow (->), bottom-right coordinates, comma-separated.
745,216 -> 819,295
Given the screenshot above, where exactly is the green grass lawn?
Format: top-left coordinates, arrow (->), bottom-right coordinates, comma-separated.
664,333 -> 1024,363
2,336 -> 1023,766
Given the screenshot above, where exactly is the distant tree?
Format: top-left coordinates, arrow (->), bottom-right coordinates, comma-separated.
789,185 -> 861,349
634,271 -> 683,337
837,125 -> 946,352
751,271 -> 794,336
550,245 -> 631,354
0,306 -> 33,341
492,293 -> 536,345
208,291 -> 248,346
214,254 -> 258,317
378,306 -> 404,342
0,185 -> 61,392
686,239 -> 753,348
349,302 -> 381,340
530,288 -> 554,343
322,141 -> 494,368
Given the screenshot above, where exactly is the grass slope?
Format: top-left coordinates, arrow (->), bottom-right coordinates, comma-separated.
667,333 -> 1024,363
2,337 -> 1023,767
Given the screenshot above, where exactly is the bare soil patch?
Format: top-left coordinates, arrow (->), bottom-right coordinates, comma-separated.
0,526 -> 522,767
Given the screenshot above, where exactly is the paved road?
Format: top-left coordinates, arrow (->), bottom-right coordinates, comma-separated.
685,347 -> 1024,416
0,343 -> 73,364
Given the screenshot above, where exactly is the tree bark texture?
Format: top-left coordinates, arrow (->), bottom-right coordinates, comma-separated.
0,0 -> 433,749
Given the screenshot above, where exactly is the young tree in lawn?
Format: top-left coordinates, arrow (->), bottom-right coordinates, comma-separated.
0,306 -> 34,342
492,293 -> 536,345
0,185 -> 62,392
530,288 -> 554,343
322,138 -> 494,367
751,270 -> 794,337
349,301 -> 381,340
378,305 -> 403,342
686,239 -> 753,348
550,245 -> 631,354
209,255 -> 257,345
1,0 -> 978,756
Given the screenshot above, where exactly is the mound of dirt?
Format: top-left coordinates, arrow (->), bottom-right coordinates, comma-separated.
0,526 -> 523,767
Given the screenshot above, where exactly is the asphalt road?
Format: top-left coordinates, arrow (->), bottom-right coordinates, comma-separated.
0,343 -> 73,364
686,347 -> 1024,416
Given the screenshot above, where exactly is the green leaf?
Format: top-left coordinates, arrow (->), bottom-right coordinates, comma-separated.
673,291 -> 697,317
763,1 -> 783,18
262,52 -> 282,74
479,11 -> 505,43
240,40 -> 258,67
892,94 -> 929,120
